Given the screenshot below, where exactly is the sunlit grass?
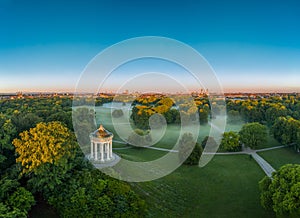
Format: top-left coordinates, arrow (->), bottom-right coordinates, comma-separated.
131,155 -> 274,218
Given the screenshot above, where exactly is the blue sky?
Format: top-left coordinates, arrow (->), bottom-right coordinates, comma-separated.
0,0 -> 300,93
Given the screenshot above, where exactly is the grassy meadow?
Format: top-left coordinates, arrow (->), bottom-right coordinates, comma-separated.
258,147 -> 300,170
92,104 -> 299,217
131,155 -> 274,218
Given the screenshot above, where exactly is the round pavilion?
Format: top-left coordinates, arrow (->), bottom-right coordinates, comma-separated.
89,125 -> 114,162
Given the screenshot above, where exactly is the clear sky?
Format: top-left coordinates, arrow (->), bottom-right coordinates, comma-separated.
0,0 -> 300,93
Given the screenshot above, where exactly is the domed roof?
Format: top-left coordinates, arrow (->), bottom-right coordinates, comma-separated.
92,125 -> 113,138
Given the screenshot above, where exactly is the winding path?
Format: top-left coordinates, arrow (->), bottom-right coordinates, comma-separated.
112,138 -> 287,177
251,152 -> 275,177
205,145 -> 286,177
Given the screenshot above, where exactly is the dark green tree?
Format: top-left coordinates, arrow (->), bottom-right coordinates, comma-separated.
0,114 -> 17,172
48,169 -> 146,217
201,136 -> 217,149
265,105 -> 288,125
227,110 -> 242,123
259,164 -> 300,216
220,131 -> 241,152
73,107 -> 96,148
0,178 -> 35,217
239,122 -> 267,149
46,111 -> 73,130
11,112 -> 43,134
178,133 -> 202,165
199,109 -> 208,124
164,108 -> 180,124
112,109 -> 124,118
272,117 -> 300,147
127,129 -> 152,147
131,107 -> 150,130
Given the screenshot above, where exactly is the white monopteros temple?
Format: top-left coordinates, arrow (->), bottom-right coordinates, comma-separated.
89,125 -> 114,162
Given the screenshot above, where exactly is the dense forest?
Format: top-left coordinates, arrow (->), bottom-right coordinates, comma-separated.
0,97 -> 145,217
1,93 -> 300,217
130,94 -> 300,151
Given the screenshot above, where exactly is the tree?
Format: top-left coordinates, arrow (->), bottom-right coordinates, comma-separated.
127,129 -> 152,147
296,129 -> 300,152
0,202 -> 26,218
239,122 -> 267,149
11,112 -> 43,134
178,133 -> 202,165
0,114 -> 17,169
0,178 -> 35,217
227,110 -> 241,124
131,107 -> 151,130
73,107 -> 96,147
220,131 -> 241,152
164,108 -> 180,124
7,187 -> 35,214
46,111 -> 73,130
272,117 -> 289,144
13,121 -> 78,196
199,109 -> 208,124
265,105 -> 288,125
185,142 -> 202,165
0,114 -> 16,148
48,169 -> 146,217
201,136 -> 217,149
112,109 -> 124,118
272,117 -> 300,147
13,121 -> 76,174
149,113 -> 166,129
259,164 -> 300,216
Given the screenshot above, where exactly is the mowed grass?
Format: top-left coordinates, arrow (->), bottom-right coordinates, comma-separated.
95,106 -> 246,150
258,147 -> 300,170
112,121 -> 244,162
89,106 -> 287,217
114,147 -> 168,162
131,155 -> 274,218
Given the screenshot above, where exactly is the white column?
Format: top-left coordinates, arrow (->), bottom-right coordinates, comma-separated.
91,141 -> 94,159
100,143 -> 104,161
94,142 -> 98,160
106,143 -> 110,160
103,143 -> 106,160
110,141 -> 113,158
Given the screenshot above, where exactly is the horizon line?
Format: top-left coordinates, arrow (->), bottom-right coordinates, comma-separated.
1,90 -> 299,95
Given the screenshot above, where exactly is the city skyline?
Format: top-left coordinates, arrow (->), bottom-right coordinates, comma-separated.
1,0 -> 300,93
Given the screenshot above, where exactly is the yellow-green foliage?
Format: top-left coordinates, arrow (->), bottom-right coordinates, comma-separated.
194,100 -> 202,106
153,105 -> 169,114
188,106 -> 198,114
136,96 -> 158,104
158,97 -> 173,108
13,121 -> 75,174
136,105 -> 149,110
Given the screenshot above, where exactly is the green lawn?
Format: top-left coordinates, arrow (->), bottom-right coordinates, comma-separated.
96,106 -> 281,150
115,147 -> 168,162
95,106 -> 246,150
110,121 -> 243,162
95,106 -> 290,217
258,147 -> 300,170
224,122 -> 244,132
131,155 -> 274,218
